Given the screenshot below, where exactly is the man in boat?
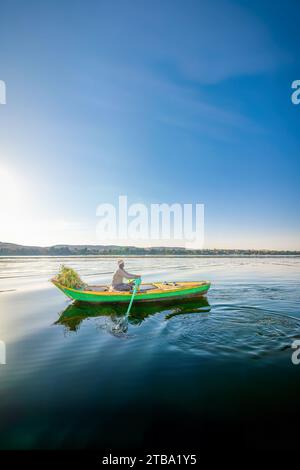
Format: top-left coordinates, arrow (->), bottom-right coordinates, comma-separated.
112,259 -> 141,291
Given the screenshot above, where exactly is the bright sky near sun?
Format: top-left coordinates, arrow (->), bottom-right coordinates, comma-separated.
0,0 -> 299,249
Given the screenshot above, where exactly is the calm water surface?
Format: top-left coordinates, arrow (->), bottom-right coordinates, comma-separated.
0,256 -> 299,450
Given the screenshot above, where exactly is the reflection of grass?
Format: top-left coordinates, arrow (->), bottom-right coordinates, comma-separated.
55,297 -> 211,332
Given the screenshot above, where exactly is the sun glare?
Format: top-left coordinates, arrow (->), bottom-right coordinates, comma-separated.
0,167 -> 27,242
0,167 -> 20,211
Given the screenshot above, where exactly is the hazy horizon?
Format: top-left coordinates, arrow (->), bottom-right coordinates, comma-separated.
1,240 -> 299,252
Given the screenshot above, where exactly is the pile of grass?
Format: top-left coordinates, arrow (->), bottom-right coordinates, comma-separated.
54,265 -> 85,289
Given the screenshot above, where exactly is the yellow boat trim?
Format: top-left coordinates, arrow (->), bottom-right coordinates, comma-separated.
52,280 -> 210,297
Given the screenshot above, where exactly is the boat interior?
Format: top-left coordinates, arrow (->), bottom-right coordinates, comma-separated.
84,282 -> 182,293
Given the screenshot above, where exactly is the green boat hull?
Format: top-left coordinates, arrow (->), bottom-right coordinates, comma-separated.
52,280 -> 211,304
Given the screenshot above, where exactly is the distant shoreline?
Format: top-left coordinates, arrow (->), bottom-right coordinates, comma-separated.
0,255 -> 299,259
0,242 -> 299,257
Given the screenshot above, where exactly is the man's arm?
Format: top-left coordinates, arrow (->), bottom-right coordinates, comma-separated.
120,268 -> 140,279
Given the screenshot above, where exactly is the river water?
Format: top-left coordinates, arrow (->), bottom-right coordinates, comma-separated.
0,256 -> 299,450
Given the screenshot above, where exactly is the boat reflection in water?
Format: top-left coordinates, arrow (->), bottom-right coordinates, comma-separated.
55,297 -> 211,335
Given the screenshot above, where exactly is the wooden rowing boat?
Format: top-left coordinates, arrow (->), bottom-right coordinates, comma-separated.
51,279 -> 211,304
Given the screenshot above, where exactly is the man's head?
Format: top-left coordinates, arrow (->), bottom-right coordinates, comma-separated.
118,259 -> 124,269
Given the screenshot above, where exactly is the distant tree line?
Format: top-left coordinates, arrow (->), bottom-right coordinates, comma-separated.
0,242 -> 299,256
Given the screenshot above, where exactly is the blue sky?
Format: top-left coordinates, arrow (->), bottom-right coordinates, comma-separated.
0,0 -> 299,249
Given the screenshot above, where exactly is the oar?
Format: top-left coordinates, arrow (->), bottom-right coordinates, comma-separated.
113,278 -> 141,333
125,277 -> 141,318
